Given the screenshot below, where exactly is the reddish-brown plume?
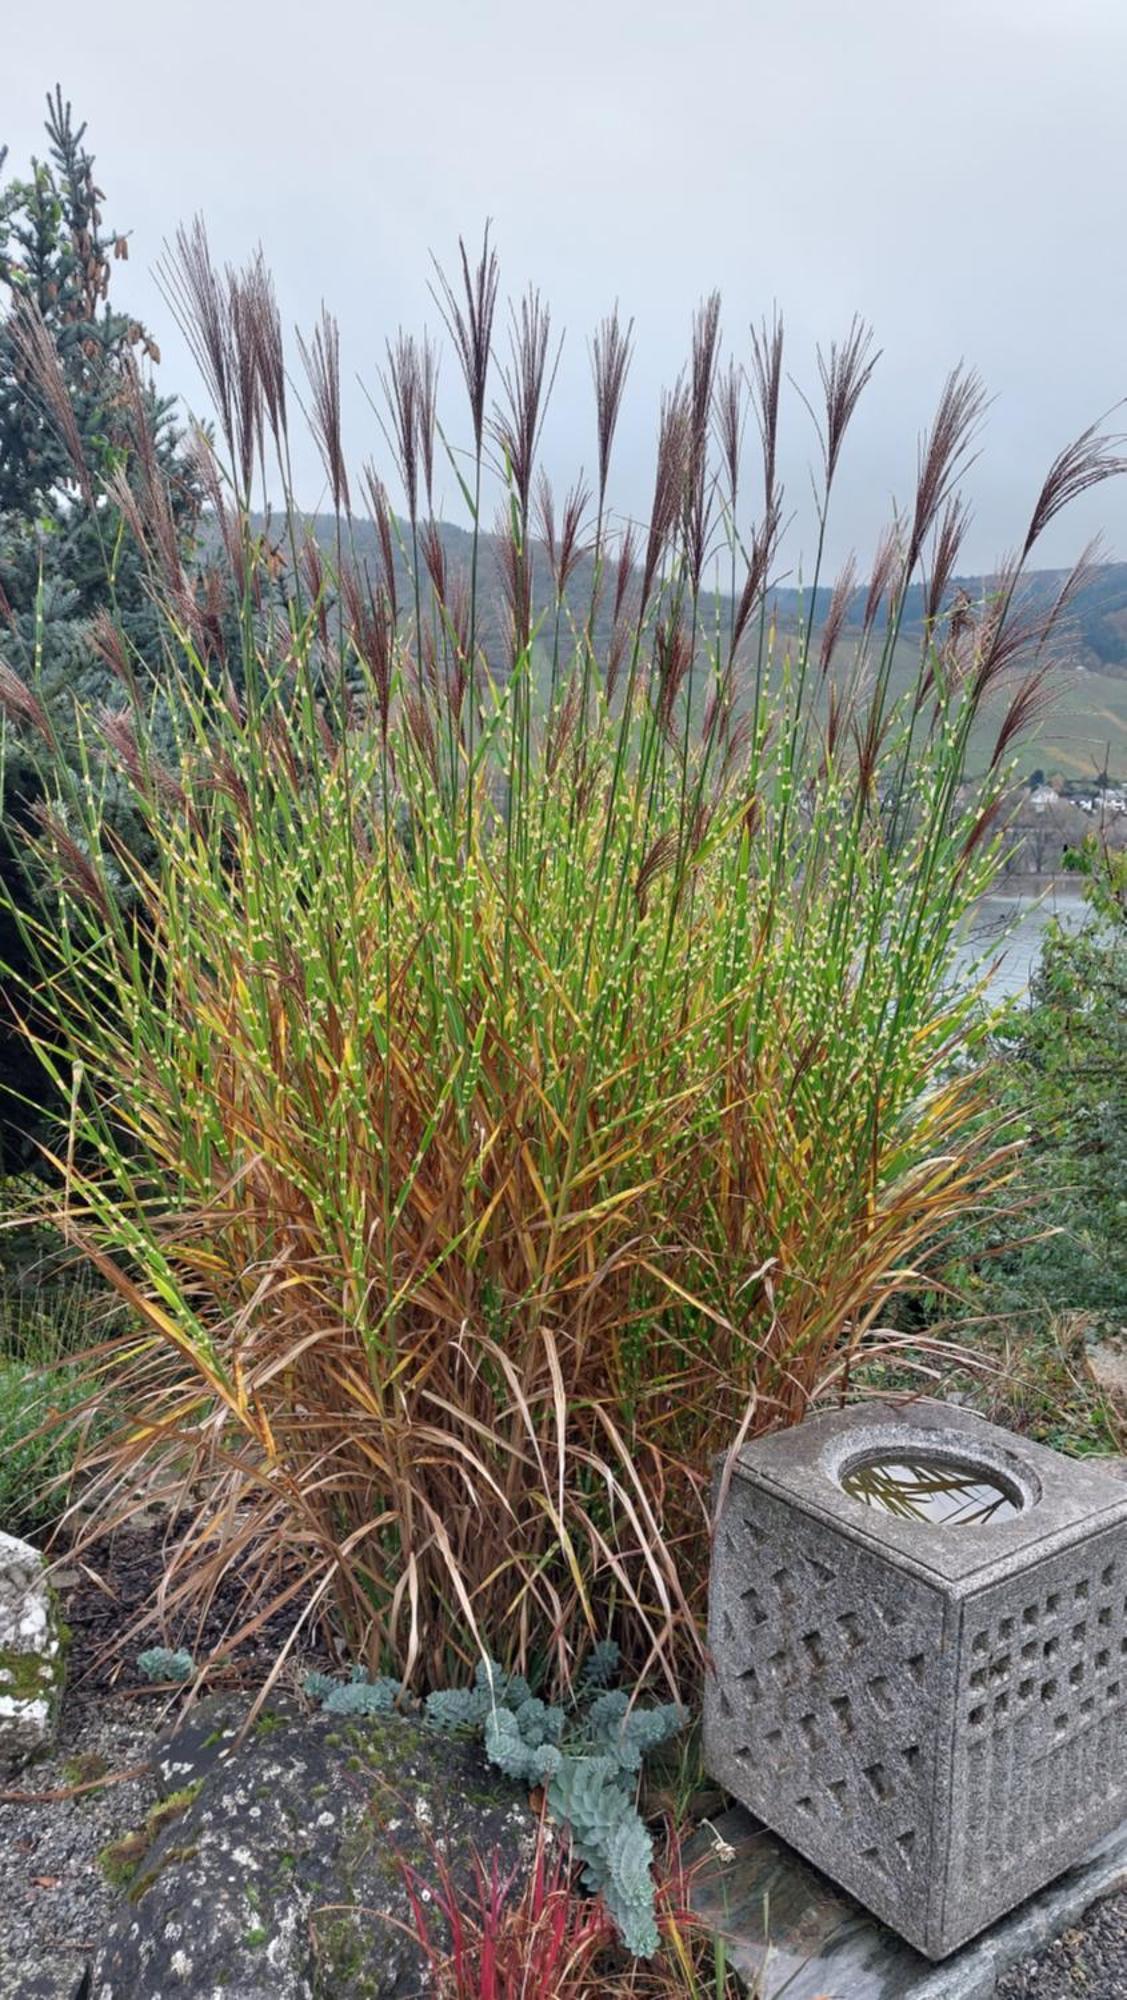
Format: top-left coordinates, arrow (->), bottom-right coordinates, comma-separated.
89,610 -> 135,691
382,331 -> 421,527
98,705 -> 187,811
974,541 -> 1102,706
421,519 -> 448,605
158,219 -> 234,478
0,662 -> 55,745
297,307 -> 350,515
431,225 -> 500,457
652,617 -> 693,742
684,292 -> 722,591
362,463 -> 400,623
495,288 -> 560,521
300,534 -> 331,656
1022,422 -> 1127,561
863,520 -> 903,634
9,302 -> 94,503
749,310 -> 784,518
341,565 -> 394,735
923,495 -> 969,627
415,331 -> 439,513
29,802 -> 111,919
228,271 -> 265,497
713,357 -> 745,509
536,473 -> 590,600
591,306 -> 634,517
641,385 -> 690,612
113,363 -> 186,592
247,250 -> 287,455
813,317 -> 879,496
989,666 -> 1056,771
819,554 -> 859,674
730,501 -> 782,658
906,366 -> 987,575
612,524 -> 637,627
496,514 -> 532,665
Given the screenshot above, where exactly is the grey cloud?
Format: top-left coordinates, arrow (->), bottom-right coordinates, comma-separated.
6,0 -> 1125,571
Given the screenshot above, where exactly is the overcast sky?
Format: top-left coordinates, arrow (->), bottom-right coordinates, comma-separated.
6,0 -> 1127,578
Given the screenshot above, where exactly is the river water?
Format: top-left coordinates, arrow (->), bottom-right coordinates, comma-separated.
952,882 -> 1089,1003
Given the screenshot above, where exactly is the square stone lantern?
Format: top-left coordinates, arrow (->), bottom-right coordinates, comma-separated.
703,1399 -> 1127,1960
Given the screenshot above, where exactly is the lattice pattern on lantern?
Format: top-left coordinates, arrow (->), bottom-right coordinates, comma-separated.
709,1476 -> 945,1939
703,1400 -> 1127,1959
948,1545 -> 1127,1896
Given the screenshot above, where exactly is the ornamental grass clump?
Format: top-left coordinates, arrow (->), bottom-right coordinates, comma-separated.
1,224 -> 1120,1694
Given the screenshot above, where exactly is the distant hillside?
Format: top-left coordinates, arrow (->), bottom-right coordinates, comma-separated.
771,564 -> 1127,679
271,513 -> 1127,677
247,514 -> 1127,779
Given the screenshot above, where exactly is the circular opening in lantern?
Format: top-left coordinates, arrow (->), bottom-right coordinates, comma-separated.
838,1451 -> 1025,1526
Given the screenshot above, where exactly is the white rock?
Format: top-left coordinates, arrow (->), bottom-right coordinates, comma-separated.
0,1528 -> 66,1768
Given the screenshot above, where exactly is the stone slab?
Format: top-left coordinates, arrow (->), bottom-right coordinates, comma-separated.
686,1805 -> 1127,2000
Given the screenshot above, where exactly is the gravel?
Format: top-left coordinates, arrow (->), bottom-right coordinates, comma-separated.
995,1892 -> 1127,1999
0,1687 -> 157,1999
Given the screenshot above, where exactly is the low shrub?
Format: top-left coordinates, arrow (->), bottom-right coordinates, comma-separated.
996,849 -> 1127,1321
0,1209 -> 127,1533
0,1230 -> 111,1367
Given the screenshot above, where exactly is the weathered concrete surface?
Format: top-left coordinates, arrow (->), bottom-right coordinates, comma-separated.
704,1399 -> 1127,1958
89,1696 -> 538,1999
687,1805 -> 1127,2000
0,1533 -> 65,1770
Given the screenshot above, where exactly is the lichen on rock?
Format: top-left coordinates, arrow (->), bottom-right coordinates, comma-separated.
0,1530 -> 67,1769
90,1695 -> 540,1999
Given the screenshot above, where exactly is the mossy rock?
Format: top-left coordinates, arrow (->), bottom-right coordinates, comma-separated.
0,1531 -> 67,1769
91,1695 -> 539,1999
97,1782 -> 204,1892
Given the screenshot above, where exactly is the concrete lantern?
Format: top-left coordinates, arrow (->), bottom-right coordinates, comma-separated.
703,1399 -> 1127,1959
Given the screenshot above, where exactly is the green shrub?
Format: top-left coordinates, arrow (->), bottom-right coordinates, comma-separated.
941,844 -> 1125,1324
1003,851 -> 1127,1319
0,1356 -> 88,1531
0,1220 -> 123,1529
0,1226 -> 111,1367
889,842 -> 1126,1453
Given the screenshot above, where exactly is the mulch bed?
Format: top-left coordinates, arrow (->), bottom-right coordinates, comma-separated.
54,1516 -> 334,1694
